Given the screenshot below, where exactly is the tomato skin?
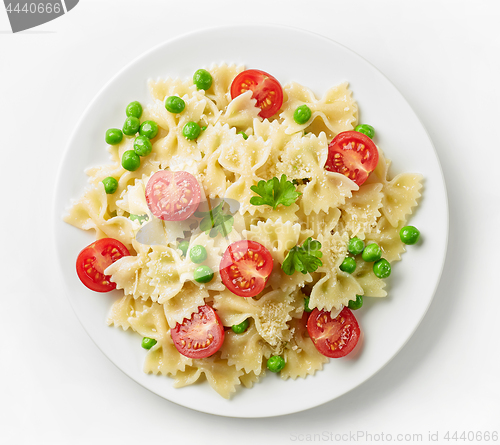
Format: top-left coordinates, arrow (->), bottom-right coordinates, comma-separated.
171,305 -> 225,359
220,240 -> 274,298
145,170 -> 201,221
325,131 -> 379,186
76,238 -> 130,292
307,307 -> 360,358
230,69 -> 283,119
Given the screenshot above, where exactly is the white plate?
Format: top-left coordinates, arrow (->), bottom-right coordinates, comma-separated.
53,25 -> 448,418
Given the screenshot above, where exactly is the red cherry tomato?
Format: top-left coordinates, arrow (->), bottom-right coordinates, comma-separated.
76,238 -> 130,292
325,131 -> 379,186
307,307 -> 361,358
230,69 -> 283,119
171,305 -> 225,359
145,170 -> 201,221
220,240 -> 274,298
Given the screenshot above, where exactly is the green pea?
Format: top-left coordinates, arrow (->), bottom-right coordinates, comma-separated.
304,296 -> 312,313
193,265 -> 214,284
189,245 -> 207,263
201,126 -> 207,131
102,177 -> 118,194
293,105 -> 312,125
182,121 -> 201,140
348,295 -> 363,310
362,243 -> 382,262
339,257 -> 357,274
355,124 -> 375,139
267,355 -> 286,373
238,131 -> 248,140
193,68 -> 213,91
141,337 -> 157,349
126,101 -> 143,119
121,150 -> 141,171
373,259 -> 391,278
139,120 -> 159,139
178,240 -> 189,257
123,116 -> 141,136
165,96 -> 185,114
348,237 -> 365,255
231,319 -> 249,334
105,128 -> 123,145
400,226 -> 420,245
133,135 -> 153,157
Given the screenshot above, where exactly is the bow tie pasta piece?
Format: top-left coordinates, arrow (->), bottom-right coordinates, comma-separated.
134,304 -> 192,377
281,317 -> 329,380
145,332 -> 194,378
145,101 -> 207,170
276,132 -> 358,215
366,149 -> 423,228
296,207 -> 341,238
225,176 -> 264,216
213,289 -> 295,348
204,63 -> 245,111
107,294 -> 153,331
242,218 -> 303,264
299,172 -> 358,216
162,282 -> 209,327
250,202 -> 300,225
267,263 -> 314,294
218,129 -> 272,175
276,132 -> 328,180
309,232 -> 363,312
220,320 -> 269,376
280,82 -> 358,139
148,77 -> 198,102
115,175 -> 151,217
108,296 -> 192,377
146,245 -> 185,303
365,216 -> 407,263
85,150 -> 161,216
177,232 -> 225,292
64,183 -> 136,251
352,259 -> 387,298
239,368 -> 264,389
173,353 -> 244,399
253,118 -> 294,180
339,183 -> 384,240
105,240 -> 156,299
218,90 -> 261,132
196,123 -> 240,198
382,173 -> 423,228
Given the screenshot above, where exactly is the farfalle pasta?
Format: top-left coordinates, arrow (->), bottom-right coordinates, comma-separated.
65,63 -> 423,398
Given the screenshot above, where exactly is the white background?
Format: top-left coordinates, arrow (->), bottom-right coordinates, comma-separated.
1,0 -> 499,444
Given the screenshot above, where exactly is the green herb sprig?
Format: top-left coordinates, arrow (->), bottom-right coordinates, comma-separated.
194,202 -> 234,238
282,237 -> 323,275
250,174 -> 301,210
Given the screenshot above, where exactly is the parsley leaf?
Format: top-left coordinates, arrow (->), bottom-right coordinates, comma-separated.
250,175 -> 301,210
194,201 -> 234,238
282,237 -> 323,275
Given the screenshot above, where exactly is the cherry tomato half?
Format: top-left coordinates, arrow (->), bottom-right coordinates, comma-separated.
325,131 -> 379,186
76,238 -> 130,292
171,305 -> 225,359
307,307 -> 361,358
220,240 -> 274,298
230,69 -> 284,119
145,170 -> 201,221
